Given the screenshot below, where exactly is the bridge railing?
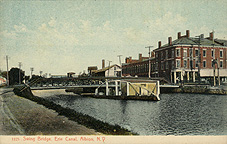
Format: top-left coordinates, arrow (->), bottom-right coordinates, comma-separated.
29,76 -> 169,87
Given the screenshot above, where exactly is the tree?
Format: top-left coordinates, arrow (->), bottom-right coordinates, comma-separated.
0,71 -> 7,79
9,67 -> 25,85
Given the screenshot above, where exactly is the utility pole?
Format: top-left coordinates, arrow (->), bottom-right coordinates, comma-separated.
40,71 -> 43,77
217,58 -> 220,86
30,67 -> 34,79
196,35 -> 201,84
107,60 -> 112,77
18,62 -> 22,84
213,61 -> 216,87
6,55 -> 9,86
145,46 -> 153,78
117,55 -> 122,77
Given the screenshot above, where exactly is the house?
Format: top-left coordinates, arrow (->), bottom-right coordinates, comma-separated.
87,66 -> 98,76
93,64 -> 121,77
153,30 -> 227,84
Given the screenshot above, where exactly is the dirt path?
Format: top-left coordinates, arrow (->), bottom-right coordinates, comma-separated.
0,88 -> 100,135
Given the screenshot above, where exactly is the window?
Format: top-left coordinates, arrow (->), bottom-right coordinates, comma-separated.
189,48 -> 193,58
184,60 -> 187,68
203,50 -> 206,57
176,59 -> 181,68
172,61 -> 175,69
155,62 -> 158,70
190,60 -> 193,69
195,60 -> 199,68
176,49 -> 180,57
220,60 -> 223,68
166,62 -> 168,69
203,60 -> 206,68
195,49 -> 199,56
220,50 -> 223,58
183,49 -> 187,58
212,60 -> 214,67
166,50 -> 168,59
172,49 -> 174,58
161,63 -> 164,70
211,49 -> 215,58
161,52 -> 164,59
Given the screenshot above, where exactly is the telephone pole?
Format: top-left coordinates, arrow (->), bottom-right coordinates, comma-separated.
107,60 -> 112,77
6,55 -> 9,86
30,67 -> 34,79
18,62 -> 22,84
117,55 -> 122,77
196,35 -> 201,84
145,46 -> 153,78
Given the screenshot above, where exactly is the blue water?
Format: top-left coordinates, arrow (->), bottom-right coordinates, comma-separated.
36,90 -> 227,135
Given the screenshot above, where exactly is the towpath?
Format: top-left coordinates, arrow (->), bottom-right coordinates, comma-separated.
0,88 -> 99,135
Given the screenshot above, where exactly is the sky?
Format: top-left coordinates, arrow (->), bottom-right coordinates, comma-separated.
0,0 -> 226,76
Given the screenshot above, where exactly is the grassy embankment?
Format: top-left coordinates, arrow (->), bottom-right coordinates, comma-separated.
13,86 -> 137,135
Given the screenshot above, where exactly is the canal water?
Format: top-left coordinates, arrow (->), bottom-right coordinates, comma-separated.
33,90 -> 227,135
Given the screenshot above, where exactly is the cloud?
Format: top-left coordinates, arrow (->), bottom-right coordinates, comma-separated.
48,17 -> 56,27
14,24 -> 27,32
0,30 -> 17,39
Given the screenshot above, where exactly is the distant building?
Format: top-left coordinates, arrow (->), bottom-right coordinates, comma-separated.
153,30 -> 227,84
50,75 -> 67,78
67,72 -> 76,77
93,64 -> 121,77
122,53 -> 156,77
87,66 -> 98,76
0,76 -> 6,85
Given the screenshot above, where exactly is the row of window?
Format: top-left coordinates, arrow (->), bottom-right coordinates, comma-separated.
175,59 -> 224,69
123,58 -> 224,74
158,49 -> 175,60
122,63 -> 155,74
175,48 -> 224,58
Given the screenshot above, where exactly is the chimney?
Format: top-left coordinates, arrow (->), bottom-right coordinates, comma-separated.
125,58 -> 129,63
102,59 -> 105,68
158,41 -> 161,48
186,30 -> 190,37
125,57 -> 132,63
139,53 -> 142,61
178,32 -> 181,39
200,34 -> 204,39
209,32 -> 214,40
168,37 -> 172,46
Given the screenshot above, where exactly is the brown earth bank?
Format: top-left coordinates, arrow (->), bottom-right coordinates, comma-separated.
12,87 -> 136,135
161,85 -> 227,95
0,88 -> 100,135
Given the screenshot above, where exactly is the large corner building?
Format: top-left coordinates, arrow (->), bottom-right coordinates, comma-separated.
122,30 -> 227,85
153,30 -> 227,84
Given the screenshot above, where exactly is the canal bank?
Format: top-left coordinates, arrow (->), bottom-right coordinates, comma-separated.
0,88 -> 99,135
161,85 -> 227,95
13,86 -> 135,135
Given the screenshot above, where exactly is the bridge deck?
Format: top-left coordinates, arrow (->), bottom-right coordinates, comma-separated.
31,84 -> 178,90
30,85 -> 116,90
159,85 -> 179,88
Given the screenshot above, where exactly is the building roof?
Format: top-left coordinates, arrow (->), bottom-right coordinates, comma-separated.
88,66 -> 98,71
93,64 -> 120,73
161,37 -> 222,48
214,39 -> 227,46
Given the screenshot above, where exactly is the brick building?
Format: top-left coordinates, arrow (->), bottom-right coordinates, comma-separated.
122,53 -> 156,77
153,30 -> 227,84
